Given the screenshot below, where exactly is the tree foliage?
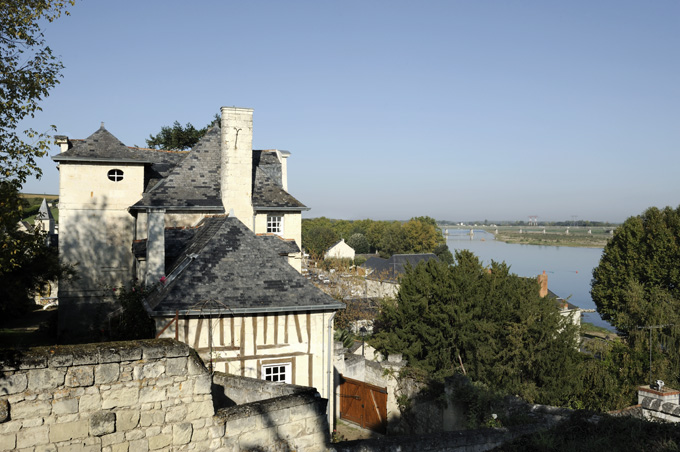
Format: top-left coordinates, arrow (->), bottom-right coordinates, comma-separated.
372,251 -> 583,406
591,205 -> 680,389
0,1 -> 74,316
302,224 -> 339,259
146,115 -> 220,150
591,206 -> 680,336
0,181 -> 74,317
110,281 -> 156,340
347,233 -> 369,254
302,216 -> 445,258
0,0 -> 73,183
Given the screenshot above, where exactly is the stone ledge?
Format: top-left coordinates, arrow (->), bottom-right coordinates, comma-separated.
0,340 -> 191,371
214,391 -> 323,424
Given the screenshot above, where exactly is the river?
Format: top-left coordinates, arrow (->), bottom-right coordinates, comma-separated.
445,229 -> 612,331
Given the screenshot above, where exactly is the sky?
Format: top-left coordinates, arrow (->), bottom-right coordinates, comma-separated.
20,1 -> 680,223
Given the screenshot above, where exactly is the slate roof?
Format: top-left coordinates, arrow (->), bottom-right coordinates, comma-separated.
252,165 -> 307,211
52,126 -> 188,192
54,125 -> 306,212
144,216 -> 344,316
547,289 -> 580,311
133,126 -> 224,210
36,199 -> 54,221
257,234 -> 300,255
363,253 -> 439,282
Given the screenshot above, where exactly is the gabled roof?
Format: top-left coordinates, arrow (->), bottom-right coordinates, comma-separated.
363,253 -> 439,282
144,216 -> 344,316
36,199 -> 54,221
546,289 -> 580,311
132,127 -> 224,211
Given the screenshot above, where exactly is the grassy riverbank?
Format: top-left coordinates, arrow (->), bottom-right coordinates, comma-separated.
482,226 -> 611,248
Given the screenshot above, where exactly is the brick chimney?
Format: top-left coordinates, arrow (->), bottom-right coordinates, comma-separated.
220,107 -> 254,230
538,270 -> 548,298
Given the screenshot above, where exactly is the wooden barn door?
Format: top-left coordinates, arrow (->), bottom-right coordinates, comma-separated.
339,375 -> 387,434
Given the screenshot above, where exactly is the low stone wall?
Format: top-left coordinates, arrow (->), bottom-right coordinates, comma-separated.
0,339 -> 330,451
331,424 -> 544,452
0,339 -> 216,451
212,371 -> 311,405
212,372 -> 331,450
216,391 -> 329,450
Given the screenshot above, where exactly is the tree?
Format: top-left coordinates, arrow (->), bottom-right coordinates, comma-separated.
146,114 -> 220,150
0,1 -> 75,316
0,181 -> 74,316
433,243 -> 454,265
0,0 -> 74,184
591,206 -> 680,389
402,216 -> 445,253
591,206 -> 680,335
372,251 -> 582,405
302,225 -> 339,259
347,233 -> 369,254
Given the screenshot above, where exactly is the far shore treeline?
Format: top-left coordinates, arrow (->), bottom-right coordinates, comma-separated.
302,216 -> 448,260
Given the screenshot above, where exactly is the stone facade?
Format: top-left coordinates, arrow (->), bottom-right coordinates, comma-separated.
0,339 -> 330,451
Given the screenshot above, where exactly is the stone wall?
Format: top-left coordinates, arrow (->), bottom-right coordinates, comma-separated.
331,424 -> 544,452
0,339 -> 330,451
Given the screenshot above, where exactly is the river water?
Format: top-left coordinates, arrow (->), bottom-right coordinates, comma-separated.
445,229 -> 612,330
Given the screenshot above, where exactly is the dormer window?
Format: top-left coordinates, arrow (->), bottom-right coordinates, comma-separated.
108,169 -> 124,182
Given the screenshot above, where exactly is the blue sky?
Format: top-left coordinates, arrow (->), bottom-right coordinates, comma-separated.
21,1 -> 679,223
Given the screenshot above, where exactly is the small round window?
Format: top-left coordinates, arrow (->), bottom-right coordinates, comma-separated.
107,169 -> 124,182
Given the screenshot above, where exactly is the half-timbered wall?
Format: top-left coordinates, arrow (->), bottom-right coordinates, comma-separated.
155,312 -> 334,405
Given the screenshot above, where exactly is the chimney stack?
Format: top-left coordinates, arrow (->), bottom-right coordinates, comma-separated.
220,107 -> 254,230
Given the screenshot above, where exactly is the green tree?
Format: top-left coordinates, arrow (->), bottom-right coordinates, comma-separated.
433,243 -> 454,265
303,225 -> 339,259
1,0 -> 74,184
402,216 -> 445,253
591,206 -> 680,389
372,251 -> 582,405
347,233 -> 369,254
0,1 -> 75,316
0,181 -> 74,316
591,206 -> 680,335
146,114 -> 220,150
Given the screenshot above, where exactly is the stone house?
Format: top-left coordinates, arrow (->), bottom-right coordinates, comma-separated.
324,238 -> 355,260
52,107 -> 344,407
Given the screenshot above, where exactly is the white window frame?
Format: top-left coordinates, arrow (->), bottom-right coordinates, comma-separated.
267,214 -> 283,236
262,362 -> 291,384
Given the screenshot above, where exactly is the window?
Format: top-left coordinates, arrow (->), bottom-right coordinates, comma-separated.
107,169 -> 124,182
262,362 -> 291,384
267,215 -> 283,235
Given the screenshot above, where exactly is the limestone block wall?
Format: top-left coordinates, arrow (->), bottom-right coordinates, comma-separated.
0,339 -> 331,451
0,339 -> 217,451
212,372 -> 330,450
